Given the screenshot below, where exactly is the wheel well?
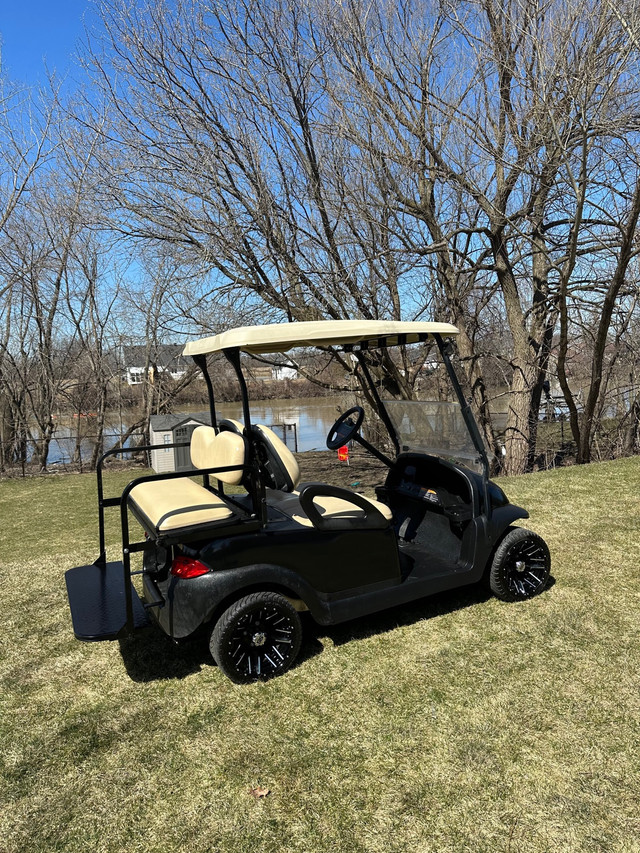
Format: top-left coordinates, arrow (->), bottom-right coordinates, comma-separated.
206,582 -> 309,630
481,523 -> 520,581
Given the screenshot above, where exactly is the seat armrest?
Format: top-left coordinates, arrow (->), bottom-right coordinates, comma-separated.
298,483 -> 389,530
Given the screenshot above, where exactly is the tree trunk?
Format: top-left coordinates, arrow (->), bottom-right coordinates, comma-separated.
623,393 -> 640,454
503,362 -> 539,475
89,389 -> 108,471
491,231 -> 539,475
578,177 -> 640,463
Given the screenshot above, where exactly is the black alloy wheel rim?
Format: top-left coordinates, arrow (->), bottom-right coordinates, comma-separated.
505,539 -> 549,597
225,605 -> 296,679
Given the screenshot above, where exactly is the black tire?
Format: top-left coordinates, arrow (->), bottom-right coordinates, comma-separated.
210,592 -> 302,684
489,527 -> 550,602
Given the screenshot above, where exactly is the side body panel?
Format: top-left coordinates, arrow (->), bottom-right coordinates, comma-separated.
142,471 -> 530,639
145,524 -> 402,638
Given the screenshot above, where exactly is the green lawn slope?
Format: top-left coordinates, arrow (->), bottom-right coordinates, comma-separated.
1,458 -> 639,853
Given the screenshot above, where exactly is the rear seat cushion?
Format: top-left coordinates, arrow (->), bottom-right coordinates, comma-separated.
129,477 -> 235,535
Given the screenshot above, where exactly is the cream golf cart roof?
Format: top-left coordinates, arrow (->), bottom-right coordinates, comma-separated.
183,320 -> 458,357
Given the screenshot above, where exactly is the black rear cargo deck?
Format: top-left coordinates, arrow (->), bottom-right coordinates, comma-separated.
65,561 -> 150,640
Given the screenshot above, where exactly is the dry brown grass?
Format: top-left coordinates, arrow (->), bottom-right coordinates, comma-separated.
1,456 -> 639,852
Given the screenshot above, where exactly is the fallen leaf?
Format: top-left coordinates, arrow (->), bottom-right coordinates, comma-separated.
248,786 -> 271,799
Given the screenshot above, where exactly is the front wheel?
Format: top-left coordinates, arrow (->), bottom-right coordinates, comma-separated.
210,592 -> 302,683
489,527 -> 550,602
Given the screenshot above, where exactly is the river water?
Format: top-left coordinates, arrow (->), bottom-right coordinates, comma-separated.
43,396 -> 350,465
216,397 -> 347,452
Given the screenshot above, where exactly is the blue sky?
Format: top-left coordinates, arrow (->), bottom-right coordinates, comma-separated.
0,0 -> 92,84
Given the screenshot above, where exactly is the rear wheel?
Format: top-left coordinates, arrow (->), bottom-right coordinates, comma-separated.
489,527 -> 550,602
210,592 -> 302,683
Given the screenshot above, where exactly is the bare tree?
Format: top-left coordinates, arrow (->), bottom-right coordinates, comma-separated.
84,0 -> 447,403
0,78 -> 57,276
0,85 -> 110,471
80,0 -> 640,472
63,237 -> 122,470
0,78 -> 59,469
550,4 -> 640,463
556,168 -> 640,462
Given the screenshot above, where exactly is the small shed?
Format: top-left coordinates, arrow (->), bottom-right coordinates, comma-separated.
149,412 -> 212,473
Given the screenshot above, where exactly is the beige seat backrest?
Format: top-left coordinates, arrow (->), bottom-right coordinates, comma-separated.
190,426 -> 245,485
252,424 -> 301,492
219,417 -> 244,434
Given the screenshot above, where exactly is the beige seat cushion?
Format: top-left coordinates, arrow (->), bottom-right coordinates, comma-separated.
219,417 -> 245,433
129,477 -> 234,533
253,424 -> 301,492
268,489 -> 392,528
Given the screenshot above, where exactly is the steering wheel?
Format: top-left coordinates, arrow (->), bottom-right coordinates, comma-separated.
326,406 -> 365,450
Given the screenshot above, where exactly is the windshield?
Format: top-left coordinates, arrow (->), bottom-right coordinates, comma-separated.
383,399 -> 488,471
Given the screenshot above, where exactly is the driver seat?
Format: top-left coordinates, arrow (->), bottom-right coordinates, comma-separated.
250,423 -> 393,530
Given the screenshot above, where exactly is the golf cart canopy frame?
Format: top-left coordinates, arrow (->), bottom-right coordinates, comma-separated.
183,319 -> 490,482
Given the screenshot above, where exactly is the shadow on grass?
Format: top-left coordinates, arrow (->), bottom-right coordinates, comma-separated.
117,578 -> 551,682
308,573 -> 556,652
294,571 -> 554,670
118,576 -> 556,682
303,583 -> 492,653
118,627 -> 211,682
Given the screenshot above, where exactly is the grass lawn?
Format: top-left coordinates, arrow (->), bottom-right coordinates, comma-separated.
1,457 -> 639,852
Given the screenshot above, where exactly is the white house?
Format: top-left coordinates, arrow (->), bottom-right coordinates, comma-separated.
272,365 -> 298,381
123,344 -> 189,386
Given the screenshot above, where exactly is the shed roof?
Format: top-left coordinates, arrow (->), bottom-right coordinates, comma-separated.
149,412 -> 212,432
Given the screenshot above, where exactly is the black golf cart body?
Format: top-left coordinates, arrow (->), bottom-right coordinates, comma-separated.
65,320 -> 549,681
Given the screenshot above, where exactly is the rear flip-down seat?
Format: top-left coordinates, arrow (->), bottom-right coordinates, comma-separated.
128,477 -> 236,536
128,426 -> 247,541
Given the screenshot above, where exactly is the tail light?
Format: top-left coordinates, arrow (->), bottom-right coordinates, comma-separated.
170,555 -> 210,579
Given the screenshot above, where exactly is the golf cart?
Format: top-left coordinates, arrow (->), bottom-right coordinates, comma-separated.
65,320 -> 550,683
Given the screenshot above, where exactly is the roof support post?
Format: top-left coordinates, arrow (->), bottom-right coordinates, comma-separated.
192,354 -> 217,431
224,348 -> 252,431
224,348 -> 267,525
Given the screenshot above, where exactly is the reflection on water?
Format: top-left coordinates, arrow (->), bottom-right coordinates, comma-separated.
44,396 -> 351,464
216,397 -> 348,452
44,422 -> 142,466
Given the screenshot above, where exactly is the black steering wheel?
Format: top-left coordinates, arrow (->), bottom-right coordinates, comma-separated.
326,406 -> 365,450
